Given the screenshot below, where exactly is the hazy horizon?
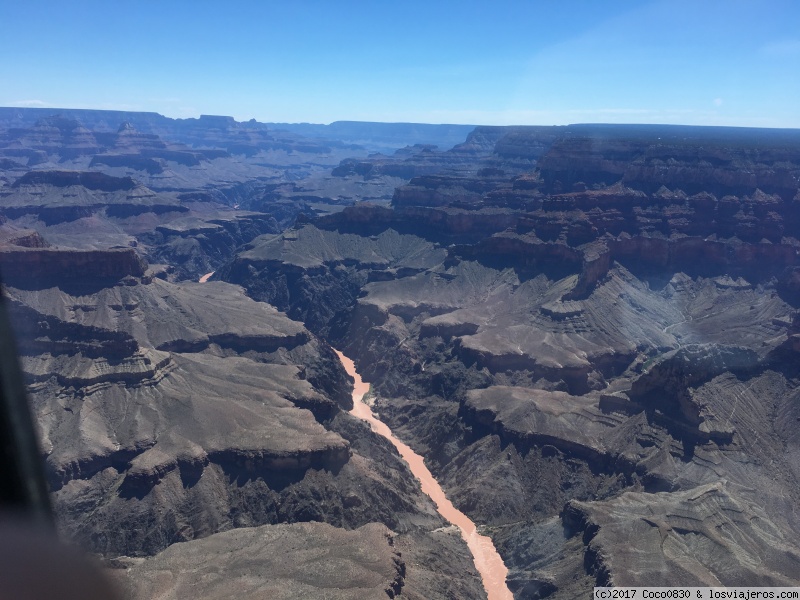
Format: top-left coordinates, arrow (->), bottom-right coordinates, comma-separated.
8,105 -> 800,132
2,0 -> 799,128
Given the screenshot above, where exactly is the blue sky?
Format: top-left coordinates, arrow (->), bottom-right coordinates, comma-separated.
2,0 -> 798,127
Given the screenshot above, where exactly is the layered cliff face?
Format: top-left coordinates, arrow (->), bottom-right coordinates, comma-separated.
0,116 -> 209,177
536,125 -> 800,199
6,268 -> 350,551
220,123 -> 800,596
138,211 -> 280,281
1,170 -> 184,225
119,522 -> 407,600
0,112 -> 373,212
331,139 -> 502,182
0,168 -> 281,281
218,225 -> 448,337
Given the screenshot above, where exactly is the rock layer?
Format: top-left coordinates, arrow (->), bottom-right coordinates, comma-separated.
120,522 -> 405,600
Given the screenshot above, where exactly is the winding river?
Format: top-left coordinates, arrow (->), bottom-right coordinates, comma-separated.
334,350 -> 514,600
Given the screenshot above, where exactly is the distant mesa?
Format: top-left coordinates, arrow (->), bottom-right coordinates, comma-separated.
13,170 -> 137,191
0,246 -> 147,287
196,114 -> 238,128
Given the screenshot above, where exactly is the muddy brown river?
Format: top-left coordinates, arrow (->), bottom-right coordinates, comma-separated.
335,350 -> 513,600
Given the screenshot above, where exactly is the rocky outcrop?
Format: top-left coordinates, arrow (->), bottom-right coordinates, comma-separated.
139,212 -> 280,281
220,225 -> 446,337
456,231 -> 583,278
5,275 -> 361,555
449,125 -> 557,159
393,171 -> 515,209
462,387 -> 624,467
89,154 -> 165,174
0,247 -> 146,286
13,170 -> 137,191
0,224 -> 49,248
332,140 -> 499,181
120,522 -> 406,600
316,203 -> 520,243
1,170 -> 187,225
6,270 -> 487,598
564,234 -> 800,300
332,145 -> 445,179
491,127 -> 562,162
563,483 -> 800,587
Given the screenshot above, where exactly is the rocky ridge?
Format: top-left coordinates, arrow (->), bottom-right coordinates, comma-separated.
119,522 -> 406,600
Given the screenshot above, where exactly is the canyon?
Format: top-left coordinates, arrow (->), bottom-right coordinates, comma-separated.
2,108 -> 800,598
336,349 -> 512,600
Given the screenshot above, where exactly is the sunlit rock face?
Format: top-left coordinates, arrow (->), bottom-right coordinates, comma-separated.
5,267 -> 349,555
120,522 -> 407,600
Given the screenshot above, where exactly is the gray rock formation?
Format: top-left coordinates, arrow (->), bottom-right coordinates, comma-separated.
118,522 -> 405,600
564,482 -> 800,586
